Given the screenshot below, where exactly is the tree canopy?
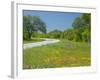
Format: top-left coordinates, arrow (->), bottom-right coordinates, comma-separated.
72,13 -> 91,42
23,16 -> 47,40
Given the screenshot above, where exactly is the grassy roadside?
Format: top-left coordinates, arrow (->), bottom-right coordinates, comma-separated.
23,39 -> 91,69
23,38 -> 44,44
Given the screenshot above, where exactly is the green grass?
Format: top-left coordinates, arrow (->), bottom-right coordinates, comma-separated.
23,39 -> 91,69
23,38 -> 44,44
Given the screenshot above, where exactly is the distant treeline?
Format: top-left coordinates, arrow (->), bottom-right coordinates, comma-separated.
23,13 -> 91,42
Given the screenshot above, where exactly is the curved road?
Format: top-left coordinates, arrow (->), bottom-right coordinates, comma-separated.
24,38 -> 60,49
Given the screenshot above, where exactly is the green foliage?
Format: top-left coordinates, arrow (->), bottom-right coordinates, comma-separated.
23,16 -> 33,40
23,16 -> 47,40
48,29 -> 63,39
32,32 -> 48,38
82,28 -> 90,42
32,16 -> 47,33
82,13 -> 91,26
72,17 -> 85,31
72,13 -> 91,42
63,29 -> 75,41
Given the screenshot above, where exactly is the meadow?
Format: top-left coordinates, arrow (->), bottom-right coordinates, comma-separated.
23,12 -> 91,69
23,39 -> 90,69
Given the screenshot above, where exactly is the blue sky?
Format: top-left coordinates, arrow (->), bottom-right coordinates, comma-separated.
23,10 -> 82,33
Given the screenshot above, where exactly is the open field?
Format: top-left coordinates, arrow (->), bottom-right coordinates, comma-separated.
23,39 -> 91,69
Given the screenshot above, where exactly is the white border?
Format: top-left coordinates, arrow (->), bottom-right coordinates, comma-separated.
11,2 -> 97,78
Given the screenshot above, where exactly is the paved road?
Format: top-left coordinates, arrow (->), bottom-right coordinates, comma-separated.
24,38 -> 60,49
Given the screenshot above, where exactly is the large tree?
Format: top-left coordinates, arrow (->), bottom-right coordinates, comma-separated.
32,16 -> 46,34
81,13 -> 91,42
23,16 -> 47,40
72,13 -> 91,42
23,16 -> 33,40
